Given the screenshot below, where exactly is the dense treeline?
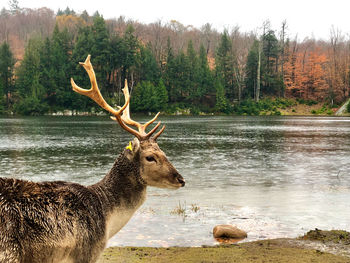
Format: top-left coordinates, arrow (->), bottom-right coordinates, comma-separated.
0,5 -> 350,115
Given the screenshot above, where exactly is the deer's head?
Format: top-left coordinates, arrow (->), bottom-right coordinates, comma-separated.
71,55 -> 185,189
125,138 -> 184,189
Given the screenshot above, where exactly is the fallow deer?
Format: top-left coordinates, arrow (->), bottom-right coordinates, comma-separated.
0,55 -> 185,263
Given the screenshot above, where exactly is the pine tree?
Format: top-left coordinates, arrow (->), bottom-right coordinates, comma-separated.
214,79 -> 229,113
261,30 -> 283,96
16,38 -> 43,99
108,33 -> 124,95
0,41 -> 15,108
197,44 -> 213,103
50,25 -> 73,110
15,38 -> 49,115
39,37 -> 56,105
122,24 -> 139,83
71,26 -> 94,111
174,50 -> 191,103
90,15 -> 110,93
155,78 -> 168,111
216,30 -> 235,100
245,40 -> 259,99
138,43 -> 160,83
164,37 -> 177,103
131,80 -> 168,112
186,40 -> 199,103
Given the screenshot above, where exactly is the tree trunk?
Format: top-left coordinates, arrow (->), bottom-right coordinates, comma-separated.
256,41 -> 261,102
281,21 -> 286,98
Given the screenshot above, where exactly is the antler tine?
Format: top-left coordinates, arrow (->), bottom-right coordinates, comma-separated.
153,125 -> 166,141
71,55 -> 122,116
71,55 -> 143,140
143,112 -> 160,131
112,79 -> 163,140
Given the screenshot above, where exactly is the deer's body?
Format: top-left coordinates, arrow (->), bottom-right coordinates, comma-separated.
0,150 -> 148,263
0,55 -> 185,263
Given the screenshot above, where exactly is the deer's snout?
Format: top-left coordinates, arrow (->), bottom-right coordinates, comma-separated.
176,174 -> 185,187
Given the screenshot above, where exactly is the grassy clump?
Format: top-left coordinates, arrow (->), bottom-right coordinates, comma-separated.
233,98 -> 295,116
170,201 -> 186,217
311,104 -> 333,115
302,229 -> 350,244
190,204 -> 200,213
170,202 -> 201,219
297,98 -> 318,106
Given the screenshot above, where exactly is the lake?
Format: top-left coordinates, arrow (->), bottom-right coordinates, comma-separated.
0,115 -> 349,247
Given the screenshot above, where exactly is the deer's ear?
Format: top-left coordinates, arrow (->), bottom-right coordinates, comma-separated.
125,138 -> 140,160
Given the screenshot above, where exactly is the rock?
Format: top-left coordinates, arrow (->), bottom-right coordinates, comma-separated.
213,225 -> 247,239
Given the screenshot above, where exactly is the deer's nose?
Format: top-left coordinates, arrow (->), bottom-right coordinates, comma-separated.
177,177 -> 185,187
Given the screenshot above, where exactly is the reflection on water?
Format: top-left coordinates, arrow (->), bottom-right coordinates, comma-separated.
0,116 -> 350,247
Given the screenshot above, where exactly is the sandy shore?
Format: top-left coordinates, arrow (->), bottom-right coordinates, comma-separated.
97,230 -> 350,263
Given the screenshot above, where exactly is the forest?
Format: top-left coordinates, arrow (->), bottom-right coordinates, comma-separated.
0,4 -> 350,115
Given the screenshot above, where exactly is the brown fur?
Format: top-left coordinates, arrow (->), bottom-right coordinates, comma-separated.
0,139 -> 184,263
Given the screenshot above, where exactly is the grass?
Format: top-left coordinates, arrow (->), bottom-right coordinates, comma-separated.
170,201 -> 186,218
98,237 -> 350,262
302,229 -> 350,244
170,202 -> 201,217
190,204 -> 200,213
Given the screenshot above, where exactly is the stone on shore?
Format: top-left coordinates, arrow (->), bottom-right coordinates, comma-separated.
213,225 -> 247,239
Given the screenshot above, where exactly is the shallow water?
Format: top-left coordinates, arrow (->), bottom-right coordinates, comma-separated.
0,115 -> 349,247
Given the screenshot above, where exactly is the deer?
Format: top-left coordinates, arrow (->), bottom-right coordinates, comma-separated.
0,55 -> 185,263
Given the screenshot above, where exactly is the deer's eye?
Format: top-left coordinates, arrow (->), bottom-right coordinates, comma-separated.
146,156 -> 156,162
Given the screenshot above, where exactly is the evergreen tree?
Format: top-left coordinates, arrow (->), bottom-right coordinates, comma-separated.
186,40 -> 199,103
50,25 -> 73,110
108,33 -> 124,95
90,15 -> 110,92
261,30 -> 284,96
214,78 -> 229,113
156,78 -> 168,111
138,43 -> 160,83
197,44 -> 213,104
0,42 -> 15,108
132,80 -> 168,112
39,37 -> 55,104
16,38 -> 43,98
122,24 -> 139,82
164,37 -> 176,102
245,40 -> 259,99
80,10 -> 90,23
64,7 -> 75,16
216,30 -> 235,100
173,50 -> 190,103
56,9 -> 64,16
71,26 -> 95,111
15,38 -> 49,115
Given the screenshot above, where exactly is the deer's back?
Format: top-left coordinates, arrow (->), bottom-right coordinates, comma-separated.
0,177 -> 107,263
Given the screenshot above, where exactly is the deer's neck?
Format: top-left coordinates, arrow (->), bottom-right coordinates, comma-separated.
90,152 -> 147,239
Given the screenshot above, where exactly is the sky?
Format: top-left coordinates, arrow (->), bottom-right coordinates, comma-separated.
1,0 -> 350,40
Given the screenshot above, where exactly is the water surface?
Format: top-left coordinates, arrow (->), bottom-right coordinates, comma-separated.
0,115 -> 349,247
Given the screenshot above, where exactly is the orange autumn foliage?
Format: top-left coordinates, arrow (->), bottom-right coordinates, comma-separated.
284,47 -> 328,101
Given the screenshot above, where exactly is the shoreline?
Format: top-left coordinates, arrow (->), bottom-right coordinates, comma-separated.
98,230 -> 350,262
1,98 -> 349,117
1,112 -> 350,117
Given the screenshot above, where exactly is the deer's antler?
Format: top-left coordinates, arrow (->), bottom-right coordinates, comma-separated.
71,55 -> 143,139
110,79 -> 165,141
71,55 -> 165,141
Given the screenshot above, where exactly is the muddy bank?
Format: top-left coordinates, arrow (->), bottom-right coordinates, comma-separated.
98,230 -> 350,263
